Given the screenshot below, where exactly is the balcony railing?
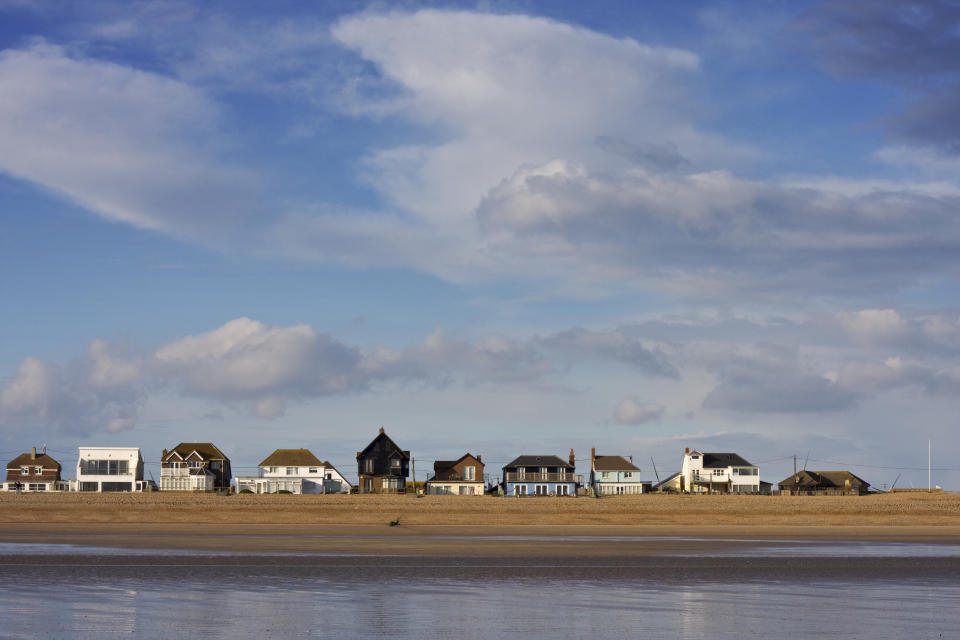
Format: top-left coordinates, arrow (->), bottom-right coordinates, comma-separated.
161,468 -> 191,477
504,472 -> 573,483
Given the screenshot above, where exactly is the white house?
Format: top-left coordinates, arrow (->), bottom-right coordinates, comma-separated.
74,447 -> 145,492
589,449 -> 645,495
680,447 -> 759,494
235,449 -> 352,494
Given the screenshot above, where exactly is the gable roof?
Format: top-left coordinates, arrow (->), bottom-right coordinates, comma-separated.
163,442 -> 228,462
778,470 -> 869,489
593,455 -> 640,472
357,428 -> 410,460
6,452 -> 61,470
503,455 -> 573,470
258,449 -> 323,467
428,453 -> 484,482
699,452 -> 754,468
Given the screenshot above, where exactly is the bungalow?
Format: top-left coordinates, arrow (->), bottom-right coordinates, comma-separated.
680,448 -> 760,494
424,453 -> 485,495
503,451 -> 577,497
589,448 -> 644,495
5,447 -> 65,492
160,442 -> 232,491
235,449 -> 352,494
356,427 -> 409,494
778,470 -> 870,496
75,447 -> 145,492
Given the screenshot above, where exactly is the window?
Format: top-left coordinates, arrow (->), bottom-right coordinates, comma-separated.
171,462 -> 182,469
325,472 -> 332,479
269,466 -> 278,473
390,458 -> 401,471
514,484 -> 527,496
210,460 -> 221,470
602,472 -> 610,479
713,469 -> 724,476
80,482 -> 99,492
309,468 -> 318,474
363,478 -> 373,492
364,459 -> 374,474
188,461 -> 202,468
556,485 -> 569,496
20,466 -> 28,475
286,467 -> 295,475
382,477 -> 401,489
535,484 -> 549,496
459,486 -> 474,495
462,466 -> 475,481
28,484 -> 45,491
34,467 -> 42,474
624,472 -> 632,478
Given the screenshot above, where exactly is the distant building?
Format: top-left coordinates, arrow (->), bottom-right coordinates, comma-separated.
680,448 -> 759,494
424,453 -> 485,495
502,451 -> 577,497
75,447 -> 145,492
5,447 -> 64,492
589,448 -> 644,495
356,428 -> 409,494
236,449 -> 352,494
778,470 -> 870,496
160,442 -> 232,491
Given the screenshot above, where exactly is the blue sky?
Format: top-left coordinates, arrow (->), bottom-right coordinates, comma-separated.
2,0 -> 959,489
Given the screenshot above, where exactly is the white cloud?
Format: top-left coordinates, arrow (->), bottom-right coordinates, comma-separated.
614,396 -> 665,425
0,42 -> 261,237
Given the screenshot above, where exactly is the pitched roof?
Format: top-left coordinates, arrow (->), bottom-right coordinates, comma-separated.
357,429 -> 410,460
163,442 -> 228,462
700,452 -> 754,468
503,455 -> 573,470
428,453 -> 483,482
778,470 -> 869,488
259,449 -> 323,467
6,452 -> 61,470
593,455 -> 640,472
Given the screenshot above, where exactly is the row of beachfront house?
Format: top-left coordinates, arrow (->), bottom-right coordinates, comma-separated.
3,429 -> 872,497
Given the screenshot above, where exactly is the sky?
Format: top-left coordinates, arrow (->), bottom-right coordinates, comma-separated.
2,0 -> 959,489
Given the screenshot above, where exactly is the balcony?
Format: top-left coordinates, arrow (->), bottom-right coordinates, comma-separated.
504,472 -> 574,483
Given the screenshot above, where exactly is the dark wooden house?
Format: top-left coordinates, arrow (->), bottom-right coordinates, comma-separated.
778,470 -> 870,495
356,427 -> 410,494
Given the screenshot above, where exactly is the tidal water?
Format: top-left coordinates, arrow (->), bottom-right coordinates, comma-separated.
1,541 -> 958,639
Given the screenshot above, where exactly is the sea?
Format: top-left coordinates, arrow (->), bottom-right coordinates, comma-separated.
0,538 -> 958,639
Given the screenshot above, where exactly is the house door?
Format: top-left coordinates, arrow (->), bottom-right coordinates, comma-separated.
535,484 -> 548,496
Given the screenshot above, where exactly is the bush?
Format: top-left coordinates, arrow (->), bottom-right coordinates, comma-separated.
239,489 -> 253,494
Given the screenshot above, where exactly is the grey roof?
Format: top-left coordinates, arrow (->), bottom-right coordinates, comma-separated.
163,442 -> 228,462
700,452 -> 754,468
503,455 -> 573,470
593,455 -> 640,472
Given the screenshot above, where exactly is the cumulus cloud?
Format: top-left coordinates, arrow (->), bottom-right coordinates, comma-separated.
834,308 -> 960,354
614,396 -> 665,425
475,161 -> 960,296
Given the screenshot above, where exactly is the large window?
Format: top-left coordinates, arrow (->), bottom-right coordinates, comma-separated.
556,485 -> 569,496
286,467 -> 295,476
101,482 -> 133,492
514,484 -> 527,496
535,484 -> 549,496
462,466 -> 475,481
81,460 -> 129,475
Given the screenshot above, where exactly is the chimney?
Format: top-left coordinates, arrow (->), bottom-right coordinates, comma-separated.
379,426 -> 385,434
569,448 -> 575,467
591,447 -> 596,469
162,449 -> 168,458
685,447 -> 690,455
31,447 -> 36,460
477,454 -> 482,463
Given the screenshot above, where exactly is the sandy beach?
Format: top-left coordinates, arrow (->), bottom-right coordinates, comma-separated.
0,491 -> 957,555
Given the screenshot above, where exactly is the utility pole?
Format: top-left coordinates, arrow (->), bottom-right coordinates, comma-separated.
411,457 -> 415,495
793,455 -> 797,476
928,440 -> 931,493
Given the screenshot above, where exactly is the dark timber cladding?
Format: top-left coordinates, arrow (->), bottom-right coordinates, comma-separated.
356,427 -> 410,494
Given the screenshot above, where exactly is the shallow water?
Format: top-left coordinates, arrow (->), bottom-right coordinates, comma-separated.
1,541 -> 958,639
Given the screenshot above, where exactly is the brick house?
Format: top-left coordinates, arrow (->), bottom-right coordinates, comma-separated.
5,447 -> 62,492
424,453 -> 485,495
